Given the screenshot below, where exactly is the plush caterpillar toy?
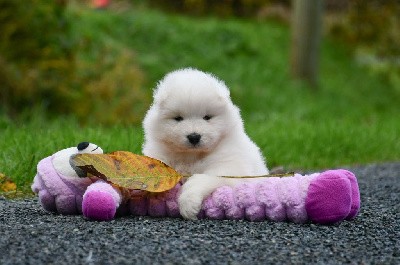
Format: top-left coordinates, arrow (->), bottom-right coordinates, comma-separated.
32,143 -> 360,224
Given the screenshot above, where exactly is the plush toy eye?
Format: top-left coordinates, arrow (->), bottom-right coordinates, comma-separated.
203,115 -> 212,121
174,116 -> 184,122
77,142 -> 89,151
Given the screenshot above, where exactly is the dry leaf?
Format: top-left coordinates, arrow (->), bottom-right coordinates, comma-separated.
0,173 -> 17,192
71,151 -> 294,193
71,151 -> 182,193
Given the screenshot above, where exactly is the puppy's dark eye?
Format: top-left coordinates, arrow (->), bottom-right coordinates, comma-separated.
174,116 -> 183,122
203,115 -> 212,121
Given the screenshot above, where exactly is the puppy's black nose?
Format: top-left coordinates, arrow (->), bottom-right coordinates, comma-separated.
77,142 -> 89,151
187,133 -> 201,145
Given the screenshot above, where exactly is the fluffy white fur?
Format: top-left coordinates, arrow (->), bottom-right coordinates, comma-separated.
142,68 -> 268,219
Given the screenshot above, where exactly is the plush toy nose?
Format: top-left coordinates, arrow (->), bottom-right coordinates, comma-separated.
187,133 -> 201,145
77,142 -> 90,151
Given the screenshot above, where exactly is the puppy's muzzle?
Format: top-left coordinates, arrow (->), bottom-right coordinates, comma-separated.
187,133 -> 201,145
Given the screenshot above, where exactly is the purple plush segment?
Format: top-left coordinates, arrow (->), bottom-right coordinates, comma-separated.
148,196 -> 167,217
163,184 -> 181,217
32,156 -> 83,214
120,174 -> 317,222
85,181 -> 122,206
38,189 -> 56,212
257,178 -> 285,221
199,173 -> 319,223
76,196 -> 83,213
55,195 -> 79,214
211,186 -> 243,219
336,170 -> 360,220
81,181 -> 122,221
236,182 -> 265,221
102,182 -> 185,219
33,154 -> 359,224
203,196 -> 225,219
305,170 -> 352,224
129,183 -> 183,218
129,191 -> 149,216
82,190 -> 116,221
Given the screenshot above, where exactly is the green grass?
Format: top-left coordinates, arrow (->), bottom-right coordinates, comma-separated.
1,4 -> 400,193
0,114 -> 144,193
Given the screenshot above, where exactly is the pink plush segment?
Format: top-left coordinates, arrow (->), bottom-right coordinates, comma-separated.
197,174 -> 318,223
337,170 -> 360,220
33,155 -> 359,224
148,197 -> 167,217
306,170 -> 352,224
38,189 -> 56,212
34,156 -> 75,197
85,181 -> 122,207
32,156 -> 84,214
55,195 -> 78,214
212,186 -> 243,219
257,178 -> 285,221
82,190 -> 117,221
130,174 -> 319,222
284,174 -> 319,223
129,191 -> 148,216
164,184 -> 181,217
81,181 -> 123,221
128,183 -> 182,218
203,196 -> 225,219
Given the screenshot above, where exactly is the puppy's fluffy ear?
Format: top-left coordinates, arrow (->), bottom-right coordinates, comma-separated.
213,77 -> 231,101
152,81 -> 168,106
152,71 -> 178,106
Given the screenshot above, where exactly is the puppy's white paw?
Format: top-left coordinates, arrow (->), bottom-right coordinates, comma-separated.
178,190 -> 203,220
178,174 -> 212,220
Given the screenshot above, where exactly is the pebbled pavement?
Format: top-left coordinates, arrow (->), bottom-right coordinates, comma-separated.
0,163 -> 399,265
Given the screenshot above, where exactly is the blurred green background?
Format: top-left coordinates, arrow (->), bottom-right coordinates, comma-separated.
1,0 -> 399,192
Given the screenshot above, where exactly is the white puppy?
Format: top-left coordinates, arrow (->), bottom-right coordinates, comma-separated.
142,68 -> 268,220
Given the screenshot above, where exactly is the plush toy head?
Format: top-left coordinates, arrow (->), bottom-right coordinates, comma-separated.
52,142 -> 103,179
31,142 -> 105,214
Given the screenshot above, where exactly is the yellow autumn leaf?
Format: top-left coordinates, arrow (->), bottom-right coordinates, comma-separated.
0,173 -> 17,192
71,151 -> 183,193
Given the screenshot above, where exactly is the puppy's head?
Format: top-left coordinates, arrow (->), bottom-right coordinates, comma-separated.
143,68 -> 242,154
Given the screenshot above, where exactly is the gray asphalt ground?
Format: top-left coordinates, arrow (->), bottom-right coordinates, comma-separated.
1,163 -> 399,265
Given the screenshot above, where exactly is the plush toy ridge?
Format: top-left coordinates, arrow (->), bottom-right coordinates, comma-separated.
32,143 -> 360,224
